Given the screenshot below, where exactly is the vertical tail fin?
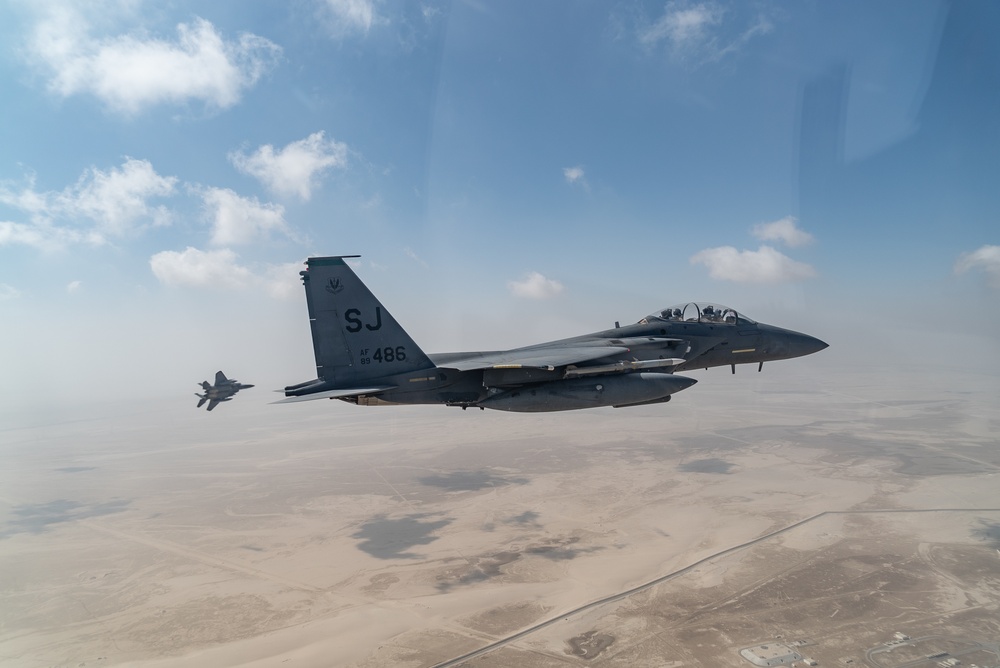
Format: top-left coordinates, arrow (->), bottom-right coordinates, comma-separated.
298,256 -> 435,387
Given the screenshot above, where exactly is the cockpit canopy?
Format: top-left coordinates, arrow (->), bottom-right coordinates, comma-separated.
640,302 -> 756,325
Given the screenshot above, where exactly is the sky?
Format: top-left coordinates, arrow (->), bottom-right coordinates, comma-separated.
0,0 -> 998,417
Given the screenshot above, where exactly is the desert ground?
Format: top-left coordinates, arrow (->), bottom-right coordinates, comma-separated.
1,363 -> 998,667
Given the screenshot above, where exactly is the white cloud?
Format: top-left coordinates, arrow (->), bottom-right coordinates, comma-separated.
638,1 -> 772,63
640,1 -> 722,50
421,5 -> 443,22
563,166 -> 589,190
67,280 -> 82,294
149,247 -> 303,299
229,132 -> 348,201
150,247 -> 252,289
955,244 -> 1000,289
713,14 -> 772,61
65,159 -> 177,235
0,283 -> 22,301
0,158 -> 177,249
201,188 -> 289,246
260,260 -> 309,300
508,272 -> 565,299
28,7 -> 281,114
690,245 -> 817,283
321,0 -> 381,36
0,220 -> 84,250
751,216 -> 814,247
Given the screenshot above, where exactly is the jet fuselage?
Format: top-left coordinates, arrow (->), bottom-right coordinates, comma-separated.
278,257 -> 827,412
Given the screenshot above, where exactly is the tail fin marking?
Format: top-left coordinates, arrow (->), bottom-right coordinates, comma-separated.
300,257 -> 435,386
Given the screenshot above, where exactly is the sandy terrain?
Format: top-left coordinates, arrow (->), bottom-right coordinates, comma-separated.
1,364 -> 998,667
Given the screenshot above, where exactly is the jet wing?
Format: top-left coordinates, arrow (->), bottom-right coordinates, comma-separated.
430,345 -> 631,372
431,336 -> 690,372
272,386 -> 396,404
214,370 -> 228,385
206,399 -> 220,411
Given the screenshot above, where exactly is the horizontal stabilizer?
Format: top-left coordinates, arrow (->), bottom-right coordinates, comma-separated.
272,386 -> 395,404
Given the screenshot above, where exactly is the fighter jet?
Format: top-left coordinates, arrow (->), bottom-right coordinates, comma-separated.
277,256 -> 827,412
196,371 -> 254,411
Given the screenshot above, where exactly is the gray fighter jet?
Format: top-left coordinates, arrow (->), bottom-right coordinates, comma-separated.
277,256 -> 827,412
196,371 -> 254,411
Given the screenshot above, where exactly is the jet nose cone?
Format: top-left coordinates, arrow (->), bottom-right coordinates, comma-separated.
759,324 -> 828,360
786,331 -> 828,359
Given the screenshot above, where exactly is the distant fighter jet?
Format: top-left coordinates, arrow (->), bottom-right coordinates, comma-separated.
277,256 -> 827,412
196,371 -> 254,411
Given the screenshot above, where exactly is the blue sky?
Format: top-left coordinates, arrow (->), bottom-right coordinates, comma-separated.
1,0 -> 998,412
